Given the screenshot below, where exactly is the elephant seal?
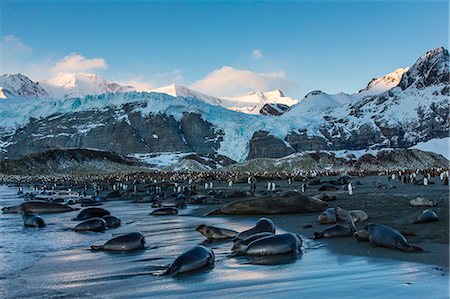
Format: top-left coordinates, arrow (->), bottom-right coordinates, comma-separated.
413,209 -> 439,224
317,208 -> 368,224
244,233 -> 302,256
150,207 -> 178,215
2,201 -> 77,214
353,223 -> 423,252
232,232 -> 275,254
235,217 -> 276,241
318,185 -> 338,192
409,197 -> 437,207
90,232 -> 146,251
196,224 -> 238,239
373,182 -> 396,189
207,191 -> 328,215
73,218 -> 107,232
103,215 -> 121,228
313,194 -> 337,202
314,207 -> 355,239
22,213 -> 46,228
73,207 -> 110,221
164,245 -> 215,275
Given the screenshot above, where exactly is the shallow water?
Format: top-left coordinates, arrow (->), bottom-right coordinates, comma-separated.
0,185 -> 448,298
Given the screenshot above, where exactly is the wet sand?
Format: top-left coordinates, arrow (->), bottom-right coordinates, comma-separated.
0,180 -> 448,298
194,175 -> 449,267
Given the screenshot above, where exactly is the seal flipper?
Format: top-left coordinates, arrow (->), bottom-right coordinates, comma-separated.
90,245 -> 104,251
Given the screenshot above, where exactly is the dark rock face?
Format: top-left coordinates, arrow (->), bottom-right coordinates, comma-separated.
4,102 -> 222,159
285,131 -> 329,151
247,131 -> 295,159
259,103 -> 289,116
180,113 -> 223,153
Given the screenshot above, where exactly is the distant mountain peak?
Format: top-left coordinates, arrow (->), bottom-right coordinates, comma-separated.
357,67 -> 408,97
0,73 -> 49,99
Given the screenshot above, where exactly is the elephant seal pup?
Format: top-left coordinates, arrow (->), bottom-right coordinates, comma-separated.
232,232 -> 275,254
318,208 -> 368,224
413,209 -> 439,224
318,185 -> 338,192
103,215 -> 121,228
2,201 -> 77,214
73,218 -> 107,232
409,197 -> 437,207
150,207 -> 178,215
314,207 -> 355,239
22,213 -> 46,228
91,232 -> 146,251
73,207 -> 110,221
206,191 -> 328,215
317,208 -> 337,224
353,223 -> 423,252
164,245 -> 215,275
196,224 -> 238,239
244,233 -> 302,256
235,217 -> 276,241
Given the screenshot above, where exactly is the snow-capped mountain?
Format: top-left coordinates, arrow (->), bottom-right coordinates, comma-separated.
0,47 -> 447,162
222,89 -> 298,114
356,67 -> 409,98
40,73 -> 134,99
149,83 -> 223,106
0,74 -> 49,99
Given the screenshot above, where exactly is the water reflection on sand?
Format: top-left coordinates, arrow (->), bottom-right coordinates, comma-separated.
0,185 -> 448,298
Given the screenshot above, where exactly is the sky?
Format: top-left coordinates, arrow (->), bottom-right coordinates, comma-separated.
0,0 -> 448,99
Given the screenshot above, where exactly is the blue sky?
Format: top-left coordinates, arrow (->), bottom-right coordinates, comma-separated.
0,0 -> 448,98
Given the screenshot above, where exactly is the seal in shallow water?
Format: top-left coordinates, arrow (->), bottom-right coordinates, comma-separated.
150,207 -> 178,215
232,232 -> 275,254
235,217 -> 276,241
164,245 -> 215,275
73,207 -> 110,221
90,232 -> 146,251
22,213 -> 46,228
103,215 -> 121,228
244,233 -> 302,256
2,201 -> 77,214
196,224 -> 238,239
353,223 -> 423,252
73,218 -> 107,232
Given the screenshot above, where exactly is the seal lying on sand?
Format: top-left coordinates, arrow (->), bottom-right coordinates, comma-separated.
317,208 -> 368,224
413,209 -> 439,224
91,232 -> 146,251
103,215 -> 121,228
232,232 -> 275,254
196,224 -> 238,239
244,233 -> 302,256
2,201 -> 77,214
206,191 -> 328,215
164,245 -> 215,275
409,197 -> 437,207
22,213 -> 46,228
314,207 -> 355,239
150,207 -> 178,215
73,207 -> 110,221
73,218 -> 107,232
373,182 -> 396,189
235,217 -> 276,241
353,224 -> 423,252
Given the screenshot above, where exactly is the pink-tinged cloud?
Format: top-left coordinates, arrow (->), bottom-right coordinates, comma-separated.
51,53 -> 108,74
191,66 -> 295,97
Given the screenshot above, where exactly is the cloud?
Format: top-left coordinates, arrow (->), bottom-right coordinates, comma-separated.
2,35 -> 32,53
118,75 -> 154,92
51,53 -> 108,74
251,49 -> 263,59
191,66 -> 296,97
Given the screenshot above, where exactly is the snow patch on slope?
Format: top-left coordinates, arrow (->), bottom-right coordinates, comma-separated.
411,138 -> 449,159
